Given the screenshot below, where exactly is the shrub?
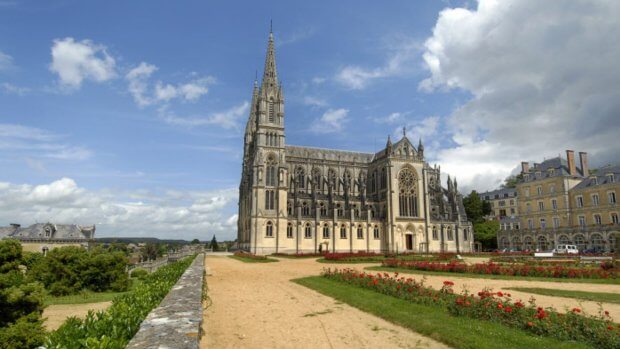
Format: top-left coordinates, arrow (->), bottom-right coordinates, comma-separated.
44,255 -> 196,348
130,268 -> 148,279
234,251 -> 268,260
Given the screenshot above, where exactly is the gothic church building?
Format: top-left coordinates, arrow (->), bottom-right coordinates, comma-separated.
238,32 -> 473,255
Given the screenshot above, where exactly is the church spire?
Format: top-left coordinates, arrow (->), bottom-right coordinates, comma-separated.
261,26 -> 278,89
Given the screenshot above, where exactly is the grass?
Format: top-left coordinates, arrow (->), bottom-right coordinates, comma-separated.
44,279 -> 142,305
504,287 -> 620,304
293,276 -> 592,349
271,254 -> 323,259
366,266 -> 620,285
228,255 -> 278,263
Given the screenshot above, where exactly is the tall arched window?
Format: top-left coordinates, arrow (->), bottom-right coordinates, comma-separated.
265,155 -> 277,187
312,168 -> 322,191
286,223 -> 293,238
340,225 -> 347,239
370,171 -> 376,193
265,190 -> 275,210
266,221 -> 273,237
323,224 -> 330,238
398,168 -> 418,217
463,228 -> 468,241
304,223 -> 312,238
380,168 -> 386,189
447,226 -> 453,240
268,99 -> 275,123
432,226 -> 438,240
373,226 -> 380,239
295,167 -> 305,190
357,225 -> 363,239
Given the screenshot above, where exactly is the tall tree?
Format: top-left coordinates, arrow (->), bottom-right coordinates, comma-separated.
462,190 -> 485,224
209,235 -> 219,252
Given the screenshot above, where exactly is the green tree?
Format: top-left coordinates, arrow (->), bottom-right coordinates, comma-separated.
191,239 -> 200,244
0,239 -> 46,349
141,243 -> 159,261
473,221 -> 500,250
500,174 -> 523,189
209,235 -> 219,251
462,190 -> 485,223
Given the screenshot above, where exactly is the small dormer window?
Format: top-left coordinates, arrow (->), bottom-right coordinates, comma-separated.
535,171 -> 541,178
591,176 -> 598,185
608,174 -> 615,183
549,169 -> 555,176
524,174 -> 530,181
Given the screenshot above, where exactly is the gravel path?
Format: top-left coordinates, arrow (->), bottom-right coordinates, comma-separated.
201,256 -> 448,349
201,256 -> 620,348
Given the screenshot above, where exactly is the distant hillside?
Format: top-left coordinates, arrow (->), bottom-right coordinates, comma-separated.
96,237 -> 198,244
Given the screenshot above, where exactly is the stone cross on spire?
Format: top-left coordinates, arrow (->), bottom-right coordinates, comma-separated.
402,126 -> 407,138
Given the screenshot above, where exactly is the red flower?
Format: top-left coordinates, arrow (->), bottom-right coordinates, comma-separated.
505,306 -> 513,313
608,325 -> 614,330
527,322 -> 534,327
497,291 -> 504,297
373,279 -> 378,285
604,310 -> 610,316
572,308 -> 581,313
497,303 -> 504,309
443,280 -> 455,286
465,301 -> 471,306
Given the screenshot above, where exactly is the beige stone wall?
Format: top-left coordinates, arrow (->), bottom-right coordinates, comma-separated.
569,181 -> 619,226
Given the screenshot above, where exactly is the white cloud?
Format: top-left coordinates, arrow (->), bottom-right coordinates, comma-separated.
160,101 -> 249,129
0,51 -> 14,71
0,123 -> 93,164
312,77 -> 326,85
1,82 -> 30,95
126,62 -> 158,107
49,38 -> 117,89
276,27 -> 316,47
420,0 -> 620,192
126,62 -> 214,107
335,38 -> 420,89
0,178 -> 238,240
303,96 -> 328,108
310,108 -> 349,133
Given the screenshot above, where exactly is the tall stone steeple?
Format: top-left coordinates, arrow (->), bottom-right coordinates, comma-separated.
261,29 -> 278,90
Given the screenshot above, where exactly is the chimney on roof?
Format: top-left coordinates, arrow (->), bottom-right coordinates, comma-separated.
566,150 -> 577,176
521,161 -> 530,174
579,151 -> 589,177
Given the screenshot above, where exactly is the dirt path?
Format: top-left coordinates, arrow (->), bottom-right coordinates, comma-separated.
201,256 -> 448,349
43,301 -> 111,331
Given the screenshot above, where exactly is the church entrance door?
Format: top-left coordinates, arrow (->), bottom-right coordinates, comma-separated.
405,234 -> 413,250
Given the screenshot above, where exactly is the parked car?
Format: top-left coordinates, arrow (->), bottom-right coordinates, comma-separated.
554,245 -> 579,254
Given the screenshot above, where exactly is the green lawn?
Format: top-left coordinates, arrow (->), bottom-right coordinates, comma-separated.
505,287 -> 620,304
293,276 -> 592,349
366,266 -> 620,285
45,279 -> 142,305
228,255 -> 278,263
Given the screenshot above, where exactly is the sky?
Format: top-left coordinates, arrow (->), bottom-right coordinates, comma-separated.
1,0 -> 619,241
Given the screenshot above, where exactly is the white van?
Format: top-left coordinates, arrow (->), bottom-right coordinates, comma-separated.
555,245 -> 579,254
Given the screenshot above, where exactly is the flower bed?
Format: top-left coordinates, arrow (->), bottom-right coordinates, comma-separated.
272,252 -> 324,258
382,259 -> 617,279
234,251 -> 269,260
322,252 -> 455,263
322,268 -> 619,348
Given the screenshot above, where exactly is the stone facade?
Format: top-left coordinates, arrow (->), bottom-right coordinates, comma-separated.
0,222 -> 95,254
497,151 -> 619,252
237,32 -> 473,255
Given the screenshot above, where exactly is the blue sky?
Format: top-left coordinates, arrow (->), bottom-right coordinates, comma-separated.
1,0 -> 619,240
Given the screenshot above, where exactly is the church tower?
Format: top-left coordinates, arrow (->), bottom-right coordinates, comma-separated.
239,29 -> 288,254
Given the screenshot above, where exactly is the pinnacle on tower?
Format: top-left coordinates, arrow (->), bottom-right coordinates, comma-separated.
418,138 -> 424,151
262,27 -> 278,88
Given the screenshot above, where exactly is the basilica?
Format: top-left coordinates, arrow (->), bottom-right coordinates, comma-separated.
238,32 -> 473,255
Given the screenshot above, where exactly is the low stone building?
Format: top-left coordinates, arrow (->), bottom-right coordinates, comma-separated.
0,223 -> 95,254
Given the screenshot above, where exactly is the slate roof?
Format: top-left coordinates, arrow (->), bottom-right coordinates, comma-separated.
285,145 -> 375,164
573,165 -> 620,190
479,188 -> 517,200
0,223 -> 95,241
521,156 -> 584,182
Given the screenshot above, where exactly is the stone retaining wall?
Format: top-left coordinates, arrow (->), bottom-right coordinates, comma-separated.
126,253 -> 205,349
